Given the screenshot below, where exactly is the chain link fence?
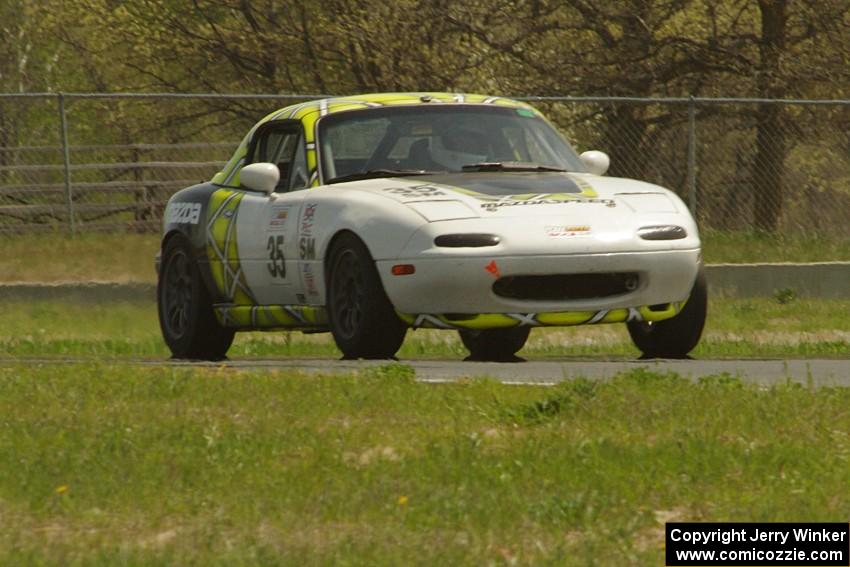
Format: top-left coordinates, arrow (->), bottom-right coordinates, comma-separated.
530,96 -> 850,237
1,93 -> 849,237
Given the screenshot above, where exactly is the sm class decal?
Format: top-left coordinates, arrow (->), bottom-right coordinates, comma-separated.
299,203 -> 319,298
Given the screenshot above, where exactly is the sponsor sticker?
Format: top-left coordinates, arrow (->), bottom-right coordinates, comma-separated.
300,203 -> 317,235
302,263 -> 318,297
299,204 -> 318,260
545,225 -> 592,238
383,185 -> 446,198
268,205 -> 291,231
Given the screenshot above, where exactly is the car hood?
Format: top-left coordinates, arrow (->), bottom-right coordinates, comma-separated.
332,171 -> 686,218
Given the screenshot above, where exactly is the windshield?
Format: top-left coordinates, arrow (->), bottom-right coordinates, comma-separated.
317,105 -> 586,181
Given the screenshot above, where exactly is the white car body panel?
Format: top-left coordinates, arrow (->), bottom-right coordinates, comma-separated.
235,191 -> 306,305
228,171 -> 700,317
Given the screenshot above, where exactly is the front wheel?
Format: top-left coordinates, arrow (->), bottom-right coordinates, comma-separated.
459,326 -> 531,362
627,267 -> 707,359
157,234 -> 234,360
326,233 -> 407,359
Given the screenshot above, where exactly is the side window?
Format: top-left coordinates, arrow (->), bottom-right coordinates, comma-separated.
251,124 -> 308,192
288,137 -> 309,190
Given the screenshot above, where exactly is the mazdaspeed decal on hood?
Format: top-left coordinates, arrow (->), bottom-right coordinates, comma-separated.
477,195 -> 616,211
374,173 -> 616,211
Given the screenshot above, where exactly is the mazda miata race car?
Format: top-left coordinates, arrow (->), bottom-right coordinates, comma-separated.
157,92 -> 706,361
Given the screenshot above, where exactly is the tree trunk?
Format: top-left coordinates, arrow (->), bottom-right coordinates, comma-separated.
753,102 -> 785,232
752,0 -> 788,232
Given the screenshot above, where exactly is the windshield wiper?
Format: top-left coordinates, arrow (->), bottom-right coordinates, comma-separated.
327,169 -> 442,184
461,161 -> 568,173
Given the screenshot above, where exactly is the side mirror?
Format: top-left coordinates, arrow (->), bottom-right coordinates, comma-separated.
240,163 -> 280,194
580,150 -> 610,176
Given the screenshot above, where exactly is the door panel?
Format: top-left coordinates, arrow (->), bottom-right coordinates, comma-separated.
236,191 -> 304,305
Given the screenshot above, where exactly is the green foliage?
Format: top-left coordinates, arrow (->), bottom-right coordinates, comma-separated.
774,287 -> 797,305
10,2 -> 850,101
361,362 -> 417,383
698,372 -> 745,389
4,2 -> 850,234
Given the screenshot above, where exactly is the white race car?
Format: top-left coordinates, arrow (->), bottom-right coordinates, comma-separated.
157,92 -> 706,361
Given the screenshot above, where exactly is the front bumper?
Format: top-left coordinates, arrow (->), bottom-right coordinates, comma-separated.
377,248 -> 701,316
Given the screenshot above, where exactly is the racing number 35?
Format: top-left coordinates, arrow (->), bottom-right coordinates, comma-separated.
267,235 -> 285,278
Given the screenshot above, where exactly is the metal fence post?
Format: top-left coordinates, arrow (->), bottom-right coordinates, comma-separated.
687,95 -> 697,216
58,92 -> 75,232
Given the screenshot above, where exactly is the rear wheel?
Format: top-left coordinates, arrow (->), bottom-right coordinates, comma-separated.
157,234 -> 234,360
327,233 -> 407,359
459,326 -> 531,362
627,267 -> 707,359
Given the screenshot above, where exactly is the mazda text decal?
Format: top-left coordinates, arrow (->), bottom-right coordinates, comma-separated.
166,202 -> 202,224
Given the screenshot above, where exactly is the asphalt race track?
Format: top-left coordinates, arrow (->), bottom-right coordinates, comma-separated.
165,358 -> 850,385
8,357 -> 850,386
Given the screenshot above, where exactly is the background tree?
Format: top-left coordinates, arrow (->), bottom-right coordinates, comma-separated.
4,0 -> 849,232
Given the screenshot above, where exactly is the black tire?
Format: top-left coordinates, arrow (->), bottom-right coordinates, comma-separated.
157,234 -> 235,360
627,267 -> 708,359
459,326 -> 531,361
326,233 -> 407,359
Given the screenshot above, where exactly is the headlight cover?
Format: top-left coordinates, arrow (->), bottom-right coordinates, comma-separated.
637,225 -> 688,240
434,233 -> 500,247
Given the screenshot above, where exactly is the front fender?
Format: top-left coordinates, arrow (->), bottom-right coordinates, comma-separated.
160,182 -> 227,302
305,188 -> 428,263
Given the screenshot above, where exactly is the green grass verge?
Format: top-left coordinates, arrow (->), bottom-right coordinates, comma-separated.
0,233 -> 159,283
2,297 -> 848,359
1,230 -> 848,284
0,363 -> 848,565
700,229 -> 850,264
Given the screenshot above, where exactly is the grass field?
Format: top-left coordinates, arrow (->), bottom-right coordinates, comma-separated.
2,297 -> 848,360
1,363 -> 848,565
1,230 -> 848,283
2,233 -> 847,565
